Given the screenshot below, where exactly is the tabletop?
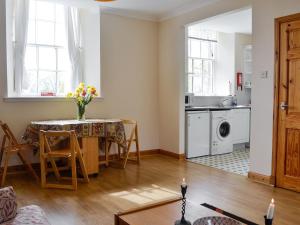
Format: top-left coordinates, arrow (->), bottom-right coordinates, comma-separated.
115,198 -> 254,225
31,119 -> 122,126
23,119 -> 127,147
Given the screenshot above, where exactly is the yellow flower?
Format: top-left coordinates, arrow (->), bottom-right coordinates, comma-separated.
77,96 -> 83,103
66,92 -> 74,98
79,82 -> 85,88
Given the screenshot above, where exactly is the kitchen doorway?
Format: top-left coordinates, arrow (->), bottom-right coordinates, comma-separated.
184,7 -> 252,176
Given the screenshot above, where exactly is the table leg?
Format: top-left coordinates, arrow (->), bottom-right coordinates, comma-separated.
81,137 -> 99,175
99,138 -> 110,167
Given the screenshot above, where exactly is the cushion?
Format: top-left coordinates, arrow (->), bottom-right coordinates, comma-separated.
0,186 -> 17,223
3,205 -> 51,225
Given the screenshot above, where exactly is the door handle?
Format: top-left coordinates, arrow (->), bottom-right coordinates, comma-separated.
280,102 -> 288,110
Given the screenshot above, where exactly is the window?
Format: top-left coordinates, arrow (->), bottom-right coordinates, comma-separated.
5,0 -> 101,99
186,29 -> 217,96
23,0 -> 71,96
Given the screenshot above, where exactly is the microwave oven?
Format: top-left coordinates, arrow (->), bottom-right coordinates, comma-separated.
185,93 -> 194,107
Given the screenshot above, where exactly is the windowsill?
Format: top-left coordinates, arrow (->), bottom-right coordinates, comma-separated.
3,96 -> 104,102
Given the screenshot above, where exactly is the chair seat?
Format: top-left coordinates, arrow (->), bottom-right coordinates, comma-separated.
46,149 -> 72,158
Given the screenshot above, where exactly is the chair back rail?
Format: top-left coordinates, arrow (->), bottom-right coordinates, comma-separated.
0,121 -> 19,146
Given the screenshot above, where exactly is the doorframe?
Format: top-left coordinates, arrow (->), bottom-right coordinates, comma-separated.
272,12 -> 300,186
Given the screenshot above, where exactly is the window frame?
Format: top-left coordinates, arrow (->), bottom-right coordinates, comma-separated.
186,30 -> 218,96
22,0 -> 70,97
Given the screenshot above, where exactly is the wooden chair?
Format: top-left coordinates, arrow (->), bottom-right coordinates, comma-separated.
0,121 -> 39,186
107,119 -> 140,169
39,130 -> 89,190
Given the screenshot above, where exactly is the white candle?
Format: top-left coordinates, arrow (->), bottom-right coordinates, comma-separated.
182,178 -> 187,188
267,198 -> 275,219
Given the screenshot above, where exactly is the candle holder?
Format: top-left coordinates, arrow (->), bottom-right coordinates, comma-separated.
264,215 -> 273,225
175,184 -> 191,225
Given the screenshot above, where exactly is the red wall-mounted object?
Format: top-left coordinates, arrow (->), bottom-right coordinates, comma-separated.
237,72 -> 243,90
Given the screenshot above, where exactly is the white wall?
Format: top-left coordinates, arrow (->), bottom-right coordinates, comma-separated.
215,32 -> 235,96
235,33 -> 252,105
250,0 -> 300,175
0,1 -> 160,165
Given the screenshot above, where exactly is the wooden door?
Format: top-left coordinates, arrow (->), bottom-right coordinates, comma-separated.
276,14 -> 300,191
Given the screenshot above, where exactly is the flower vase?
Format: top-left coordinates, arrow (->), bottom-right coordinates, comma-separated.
77,104 -> 86,121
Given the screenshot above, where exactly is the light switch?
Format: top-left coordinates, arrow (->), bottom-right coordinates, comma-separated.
260,71 -> 268,79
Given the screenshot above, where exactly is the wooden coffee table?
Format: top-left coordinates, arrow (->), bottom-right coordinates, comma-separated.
115,198 -> 246,225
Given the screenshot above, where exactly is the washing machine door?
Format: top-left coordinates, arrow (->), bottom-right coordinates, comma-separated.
217,120 -> 231,140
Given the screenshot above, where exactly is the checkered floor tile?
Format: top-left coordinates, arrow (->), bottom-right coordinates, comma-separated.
187,148 -> 250,176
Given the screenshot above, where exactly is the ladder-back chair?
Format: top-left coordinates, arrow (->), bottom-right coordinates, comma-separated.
39,130 -> 89,190
107,119 -> 140,169
0,121 -> 39,186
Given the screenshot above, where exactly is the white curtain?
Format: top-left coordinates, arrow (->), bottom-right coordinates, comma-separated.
14,0 -> 30,95
65,6 -> 83,90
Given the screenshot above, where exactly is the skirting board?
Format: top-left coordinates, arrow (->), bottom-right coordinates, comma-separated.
1,149 -> 185,173
159,149 -> 186,160
248,171 -> 275,186
100,149 -> 185,160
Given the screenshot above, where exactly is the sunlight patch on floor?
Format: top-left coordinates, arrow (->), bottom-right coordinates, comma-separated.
109,184 -> 180,205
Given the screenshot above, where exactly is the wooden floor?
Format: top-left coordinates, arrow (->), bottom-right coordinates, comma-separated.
6,155 -> 300,225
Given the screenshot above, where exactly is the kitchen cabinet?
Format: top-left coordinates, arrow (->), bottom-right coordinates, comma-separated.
232,108 -> 250,144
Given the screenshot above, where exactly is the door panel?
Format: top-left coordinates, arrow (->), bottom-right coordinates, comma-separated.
288,59 -> 300,113
276,17 -> 300,191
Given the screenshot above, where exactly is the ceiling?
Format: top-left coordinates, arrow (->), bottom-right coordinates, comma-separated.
91,0 -> 220,21
190,8 -> 252,34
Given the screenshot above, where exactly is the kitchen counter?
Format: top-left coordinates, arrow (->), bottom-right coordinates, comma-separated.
185,105 -> 251,111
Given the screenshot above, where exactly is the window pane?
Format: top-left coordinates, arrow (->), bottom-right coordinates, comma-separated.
57,72 -> 66,94
56,5 -> 65,23
200,41 -> 209,59
36,1 -> 55,22
25,46 -> 37,70
39,47 -> 56,70
203,71 -> 213,96
188,26 -> 200,38
36,21 -> 55,45
202,60 -> 213,96
190,39 -> 200,58
203,60 -> 212,76
27,20 -> 36,44
57,49 -> 69,71
188,58 -> 193,74
22,70 -> 37,95
38,71 -> 56,93
193,76 -> 202,95
188,39 -> 191,57
211,42 -> 216,59
188,76 -> 193,93
55,23 -> 66,46
193,59 -> 202,75
29,1 -> 36,20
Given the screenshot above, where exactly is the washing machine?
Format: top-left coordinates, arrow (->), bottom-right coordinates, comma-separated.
210,110 -> 233,155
